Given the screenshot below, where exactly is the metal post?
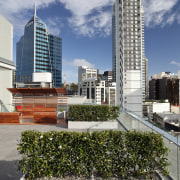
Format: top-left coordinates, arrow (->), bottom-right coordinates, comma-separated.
177,134 -> 179,180
172,131 -> 180,180
149,103 -> 151,122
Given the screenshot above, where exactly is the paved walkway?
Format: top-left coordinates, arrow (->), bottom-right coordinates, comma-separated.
0,124 -> 84,180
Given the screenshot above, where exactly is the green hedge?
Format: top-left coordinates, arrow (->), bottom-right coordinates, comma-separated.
67,105 -> 120,121
17,130 -> 169,179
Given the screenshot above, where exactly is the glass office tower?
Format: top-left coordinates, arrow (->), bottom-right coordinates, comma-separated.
16,9 -> 62,87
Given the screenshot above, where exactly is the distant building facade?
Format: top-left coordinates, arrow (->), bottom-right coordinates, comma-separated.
154,113 -> 180,131
113,0 -> 145,116
149,72 -> 179,106
0,15 -> 15,112
78,66 -> 105,105
179,71 -> 180,113
103,71 -> 112,86
16,7 -> 62,87
78,66 -> 98,84
105,82 -> 116,105
78,66 -> 98,95
79,78 -> 105,105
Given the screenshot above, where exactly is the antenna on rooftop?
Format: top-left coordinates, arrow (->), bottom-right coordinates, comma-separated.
34,2 -> 37,16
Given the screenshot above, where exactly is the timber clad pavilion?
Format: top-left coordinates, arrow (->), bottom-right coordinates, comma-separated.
0,88 -> 67,124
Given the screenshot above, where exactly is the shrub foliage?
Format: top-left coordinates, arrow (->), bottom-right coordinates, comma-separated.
67,105 -> 120,121
17,130 -> 169,179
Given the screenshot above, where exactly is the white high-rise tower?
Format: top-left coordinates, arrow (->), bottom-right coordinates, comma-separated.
113,0 -> 145,116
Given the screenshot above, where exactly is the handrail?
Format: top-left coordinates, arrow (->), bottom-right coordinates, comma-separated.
118,109 -> 180,180
116,118 -> 128,131
126,110 -> 180,146
0,99 -> 9,112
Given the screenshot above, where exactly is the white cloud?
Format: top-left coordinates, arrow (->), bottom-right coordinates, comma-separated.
62,58 -> 95,83
58,0 -> 114,37
170,61 -> 180,68
63,58 -> 95,68
0,0 -> 55,14
0,0 -> 114,38
142,0 -> 178,27
177,14 -> 180,24
165,13 -> 176,25
1,0 -> 180,39
58,0 -> 114,16
0,0 -> 56,36
72,59 -> 95,68
46,16 -> 64,36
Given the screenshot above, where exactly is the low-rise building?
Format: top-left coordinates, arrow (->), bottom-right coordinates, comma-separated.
154,113 -> 180,131
103,71 -> 112,86
143,101 -> 170,120
105,82 -> 116,105
149,72 -> 179,106
79,78 -> 105,105
78,66 -> 106,105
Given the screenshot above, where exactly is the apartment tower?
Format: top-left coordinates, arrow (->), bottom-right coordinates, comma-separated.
78,66 -> 98,95
16,6 -> 62,87
113,0 -> 145,116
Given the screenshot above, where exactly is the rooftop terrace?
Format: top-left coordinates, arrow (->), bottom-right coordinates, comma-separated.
0,108 -> 179,179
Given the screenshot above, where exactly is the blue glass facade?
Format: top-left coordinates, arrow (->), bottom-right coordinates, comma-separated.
16,15 -> 62,87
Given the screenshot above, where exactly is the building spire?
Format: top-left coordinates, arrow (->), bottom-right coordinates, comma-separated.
34,2 -> 36,16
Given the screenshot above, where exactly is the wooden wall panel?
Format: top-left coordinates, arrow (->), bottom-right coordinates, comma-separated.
0,112 -> 20,123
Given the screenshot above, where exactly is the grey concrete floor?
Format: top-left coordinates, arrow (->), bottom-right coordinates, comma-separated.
0,124 -> 171,180
0,124 -> 80,180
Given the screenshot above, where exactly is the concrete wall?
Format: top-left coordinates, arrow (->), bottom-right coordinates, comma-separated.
0,67 -> 13,111
171,105 -> 179,114
68,120 -> 118,130
67,96 -> 87,105
0,15 -> 13,61
152,103 -> 170,113
123,70 -> 143,117
0,15 -> 14,111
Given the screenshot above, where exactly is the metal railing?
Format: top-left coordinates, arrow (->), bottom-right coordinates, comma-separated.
0,100 -> 10,112
117,109 -> 180,180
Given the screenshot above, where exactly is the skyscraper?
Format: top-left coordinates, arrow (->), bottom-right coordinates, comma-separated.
113,0 -> 145,116
16,6 -> 62,87
112,10 -> 116,82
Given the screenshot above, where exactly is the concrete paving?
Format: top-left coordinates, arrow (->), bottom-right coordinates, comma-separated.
0,122 -> 124,180
0,124 -> 85,180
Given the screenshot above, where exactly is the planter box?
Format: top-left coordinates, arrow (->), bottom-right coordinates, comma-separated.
68,120 -> 118,130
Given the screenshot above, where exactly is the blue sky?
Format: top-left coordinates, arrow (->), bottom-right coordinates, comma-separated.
0,0 -> 180,83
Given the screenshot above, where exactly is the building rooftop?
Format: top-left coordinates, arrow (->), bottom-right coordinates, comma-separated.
8,88 -> 67,95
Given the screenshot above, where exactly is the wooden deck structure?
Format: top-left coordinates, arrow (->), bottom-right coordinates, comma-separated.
34,112 -> 57,123
0,112 -> 20,123
1,88 -> 68,124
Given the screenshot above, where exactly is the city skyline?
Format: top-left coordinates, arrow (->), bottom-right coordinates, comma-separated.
0,0 -> 180,83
